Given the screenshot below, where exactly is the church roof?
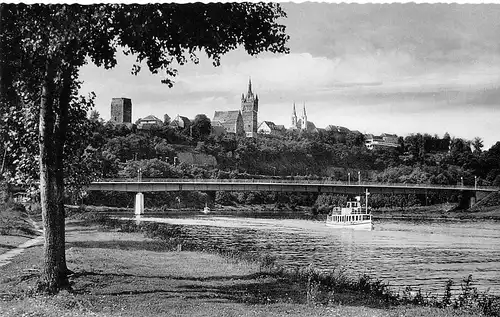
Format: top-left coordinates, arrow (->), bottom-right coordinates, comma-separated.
306,121 -> 317,131
213,110 -> 241,126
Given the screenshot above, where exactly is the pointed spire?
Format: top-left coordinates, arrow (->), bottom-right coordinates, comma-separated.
303,102 -> 307,116
248,77 -> 252,95
292,101 -> 296,115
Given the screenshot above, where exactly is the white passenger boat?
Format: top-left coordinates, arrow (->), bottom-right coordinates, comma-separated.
201,204 -> 210,214
326,195 -> 373,230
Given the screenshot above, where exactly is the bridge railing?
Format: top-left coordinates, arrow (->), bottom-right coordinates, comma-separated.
93,178 -> 499,191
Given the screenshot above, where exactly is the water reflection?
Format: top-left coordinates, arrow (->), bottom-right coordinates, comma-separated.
122,212 -> 500,295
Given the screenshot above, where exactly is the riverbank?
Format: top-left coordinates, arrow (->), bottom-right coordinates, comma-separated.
372,204 -> 500,221
0,217 -> 493,317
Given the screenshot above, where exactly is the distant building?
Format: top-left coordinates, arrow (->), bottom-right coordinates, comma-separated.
290,102 -> 317,133
136,115 -> 163,130
170,115 -> 191,129
110,98 -> 132,124
212,110 -> 244,136
212,79 -> 258,137
381,133 -> 399,144
365,133 -> 399,150
241,78 -> 258,137
258,121 -> 285,135
325,125 -> 350,133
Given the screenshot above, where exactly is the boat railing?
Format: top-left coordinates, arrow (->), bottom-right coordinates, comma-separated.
327,213 -> 372,223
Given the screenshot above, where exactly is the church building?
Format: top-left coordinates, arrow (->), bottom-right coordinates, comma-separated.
290,102 -> 317,133
213,78 -> 259,138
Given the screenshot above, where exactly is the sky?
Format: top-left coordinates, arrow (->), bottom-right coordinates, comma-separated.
79,2 -> 500,150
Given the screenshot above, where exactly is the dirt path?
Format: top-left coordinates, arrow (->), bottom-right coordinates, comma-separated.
0,234 -> 44,268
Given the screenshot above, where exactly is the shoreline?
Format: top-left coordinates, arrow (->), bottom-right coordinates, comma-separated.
71,203 -> 500,222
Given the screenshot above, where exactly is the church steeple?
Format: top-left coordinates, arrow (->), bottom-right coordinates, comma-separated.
301,102 -> 308,131
247,77 -> 252,96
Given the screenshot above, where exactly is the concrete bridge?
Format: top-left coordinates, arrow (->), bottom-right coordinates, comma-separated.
88,178 -> 499,215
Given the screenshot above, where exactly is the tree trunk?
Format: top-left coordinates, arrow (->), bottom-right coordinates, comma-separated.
53,67 -> 73,275
38,59 -> 69,293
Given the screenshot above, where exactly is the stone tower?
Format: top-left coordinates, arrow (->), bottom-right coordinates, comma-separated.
300,102 -> 308,131
110,98 -> 132,123
241,78 -> 258,137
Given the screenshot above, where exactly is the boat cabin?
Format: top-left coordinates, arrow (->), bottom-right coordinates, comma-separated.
342,201 -> 363,215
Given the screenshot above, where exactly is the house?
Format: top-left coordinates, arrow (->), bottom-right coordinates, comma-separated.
381,133 -> 399,144
213,111 -> 244,136
170,115 -> 191,129
136,115 -> 163,130
365,133 -> 399,150
257,121 -> 284,135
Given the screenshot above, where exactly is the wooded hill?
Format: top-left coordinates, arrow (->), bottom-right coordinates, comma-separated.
77,115 -> 500,210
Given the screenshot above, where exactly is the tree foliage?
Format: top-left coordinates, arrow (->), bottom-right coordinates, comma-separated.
192,114 -> 212,140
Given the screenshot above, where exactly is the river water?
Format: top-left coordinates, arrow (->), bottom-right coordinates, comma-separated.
120,213 -> 500,296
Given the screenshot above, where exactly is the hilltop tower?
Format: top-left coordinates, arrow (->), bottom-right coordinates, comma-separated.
241,78 -> 258,137
110,98 -> 132,124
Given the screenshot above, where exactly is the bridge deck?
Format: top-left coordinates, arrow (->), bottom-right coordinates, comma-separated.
88,179 -> 498,194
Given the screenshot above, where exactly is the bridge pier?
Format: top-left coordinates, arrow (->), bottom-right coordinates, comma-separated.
206,191 -> 216,206
457,191 -> 476,210
135,193 -> 144,216
469,195 -> 476,208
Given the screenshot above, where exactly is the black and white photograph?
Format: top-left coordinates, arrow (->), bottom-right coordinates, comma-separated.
0,1 -> 499,316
